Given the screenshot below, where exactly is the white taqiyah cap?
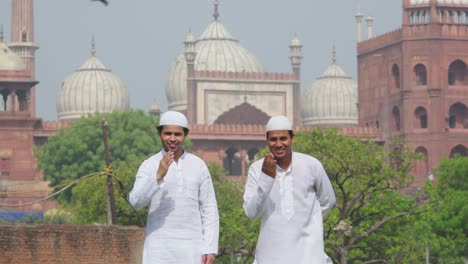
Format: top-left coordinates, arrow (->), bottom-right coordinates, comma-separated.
158,111 -> 188,128
266,115 -> 292,132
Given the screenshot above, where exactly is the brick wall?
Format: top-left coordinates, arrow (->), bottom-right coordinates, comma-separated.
0,224 -> 145,264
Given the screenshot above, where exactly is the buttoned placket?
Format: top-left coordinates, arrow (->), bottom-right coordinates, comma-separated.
277,165 -> 294,220
175,158 -> 184,192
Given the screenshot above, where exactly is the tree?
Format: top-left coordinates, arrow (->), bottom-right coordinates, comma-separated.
71,159 -> 147,225
35,110 -> 171,202
209,163 -> 259,263
422,156 -> 468,263
293,128 -> 422,264
35,110 -> 166,223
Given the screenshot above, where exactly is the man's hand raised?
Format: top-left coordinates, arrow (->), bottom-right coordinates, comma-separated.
261,153 -> 277,178
156,151 -> 174,181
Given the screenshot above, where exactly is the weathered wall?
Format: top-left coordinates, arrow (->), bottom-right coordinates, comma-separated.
0,224 -> 145,264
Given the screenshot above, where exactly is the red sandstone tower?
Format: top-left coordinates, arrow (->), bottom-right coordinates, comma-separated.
0,0 -> 53,214
357,0 -> 468,186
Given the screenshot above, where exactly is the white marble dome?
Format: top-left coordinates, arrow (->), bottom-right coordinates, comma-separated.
56,46 -> 130,120
0,38 -> 26,71
301,52 -> 358,126
165,19 -> 264,112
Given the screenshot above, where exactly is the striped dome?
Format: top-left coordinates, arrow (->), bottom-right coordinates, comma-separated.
165,19 -> 264,112
56,47 -> 130,120
301,53 -> 358,126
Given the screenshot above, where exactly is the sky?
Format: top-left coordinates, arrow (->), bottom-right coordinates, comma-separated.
0,0 -> 402,121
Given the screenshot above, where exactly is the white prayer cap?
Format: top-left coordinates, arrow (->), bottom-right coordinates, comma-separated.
158,111 -> 188,128
266,115 -> 292,132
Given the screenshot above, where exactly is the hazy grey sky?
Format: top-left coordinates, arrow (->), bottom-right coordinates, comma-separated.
0,1 -> 402,120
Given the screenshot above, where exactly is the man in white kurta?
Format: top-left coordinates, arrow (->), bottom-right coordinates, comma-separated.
129,111 -> 219,264
243,115 -> 336,264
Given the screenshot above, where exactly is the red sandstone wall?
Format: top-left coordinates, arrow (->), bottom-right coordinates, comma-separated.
0,224 -> 144,264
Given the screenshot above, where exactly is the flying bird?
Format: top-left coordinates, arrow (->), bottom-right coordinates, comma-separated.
91,0 -> 108,5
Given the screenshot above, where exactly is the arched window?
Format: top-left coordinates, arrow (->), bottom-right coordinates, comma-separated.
0,89 -> 10,111
414,146 -> 429,183
223,147 -> 242,176
247,148 -> 259,161
21,31 -> 27,42
448,60 -> 467,85
450,144 -> 467,157
448,102 -> 467,129
16,89 -> 28,112
453,11 -> 460,24
461,12 -> 467,24
414,107 -> 428,128
392,64 -> 400,89
392,106 -> 401,132
414,64 -> 427,85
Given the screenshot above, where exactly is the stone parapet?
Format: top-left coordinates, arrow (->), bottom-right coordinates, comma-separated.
0,70 -> 34,81
189,124 -> 265,140
194,70 -> 297,82
358,28 -> 403,55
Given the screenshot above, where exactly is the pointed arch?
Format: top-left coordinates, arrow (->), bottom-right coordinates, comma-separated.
414,63 -> 427,85
448,60 -> 467,86
414,146 -> 429,183
414,106 -> 428,129
0,89 -> 11,111
450,144 -> 467,157
392,106 -> 401,132
247,148 -> 259,161
21,31 -> 27,42
448,102 -> 467,129
16,89 -> 28,112
223,147 -> 242,176
392,64 -> 400,89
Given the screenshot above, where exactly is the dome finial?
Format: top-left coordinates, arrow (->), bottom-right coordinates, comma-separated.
332,45 -> 336,63
91,35 -> 96,56
213,0 -> 220,20
0,24 -> 4,42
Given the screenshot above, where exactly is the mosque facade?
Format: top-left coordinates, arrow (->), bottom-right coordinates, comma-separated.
356,0 -> 468,186
0,0 -> 466,214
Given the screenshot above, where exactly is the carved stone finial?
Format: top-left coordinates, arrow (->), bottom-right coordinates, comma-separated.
332,45 -> 336,63
91,35 -> 96,56
213,0 -> 220,20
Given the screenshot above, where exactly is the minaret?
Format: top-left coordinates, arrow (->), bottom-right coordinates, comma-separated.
366,16 -> 374,39
355,10 -> 364,42
9,0 -> 39,117
10,0 -> 39,75
289,34 -> 302,127
184,30 -> 197,124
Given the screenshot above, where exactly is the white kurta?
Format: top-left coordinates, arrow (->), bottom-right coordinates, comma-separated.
243,152 -> 336,264
129,150 -> 219,264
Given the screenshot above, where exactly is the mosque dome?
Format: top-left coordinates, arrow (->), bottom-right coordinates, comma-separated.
0,33 -> 26,71
301,49 -> 358,126
56,42 -> 130,120
165,7 -> 264,112
148,99 -> 161,116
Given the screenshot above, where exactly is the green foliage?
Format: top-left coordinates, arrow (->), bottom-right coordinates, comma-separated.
35,110 -> 162,201
43,208 -> 75,224
422,157 -> 468,263
71,159 -> 147,225
292,128 -> 421,264
34,110 -> 174,224
209,163 -> 259,263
